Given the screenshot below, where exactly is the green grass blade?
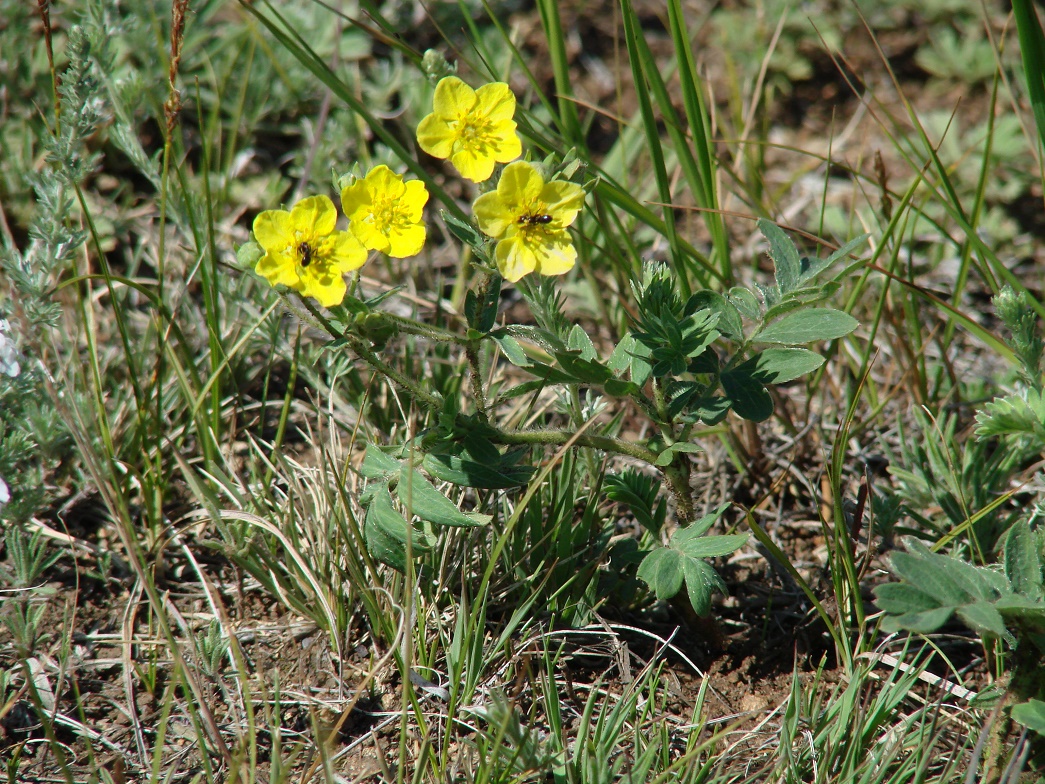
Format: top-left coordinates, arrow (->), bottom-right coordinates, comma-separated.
1013,0 -> 1045,154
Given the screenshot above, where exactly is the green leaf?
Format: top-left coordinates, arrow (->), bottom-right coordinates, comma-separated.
423,448 -> 535,489
637,548 -> 684,599
874,582 -> 942,615
396,469 -> 488,528
721,368 -> 773,422
363,486 -> 431,572
975,390 -> 1045,440
738,348 -> 826,385
567,324 -> 597,360
880,606 -> 955,634
801,233 -> 869,284
728,287 -> 761,320
653,441 -> 702,467
689,504 -> 731,537
683,559 -> 727,617
1004,519 -> 1044,602
606,470 -> 664,533
685,395 -> 731,425
672,531 -> 748,559
608,333 -> 637,375
758,218 -> 802,296
236,239 -> 263,269
888,550 -> 972,606
754,309 -> 859,345
687,291 -> 743,341
444,211 -> 483,248
956,601 -> 1012,642
492,333 -> 531,367
359,444 -> 402,480
1012,699 -> 1045,735
629,339 -> 653,387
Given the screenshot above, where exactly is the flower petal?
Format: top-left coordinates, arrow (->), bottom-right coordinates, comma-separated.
531,229 -> 577,276
494,235 -> 539,282
498,161 -> 544,206
340,178 -> 373,220
291,195 -> 337,238
474,82 -> 517,124
253,209 -> 294,252
301,270 -> 348,308
255,250 -> 300,288
541,181 -> 585,227
473,191 -> 517,238
350,219 -> 391,254
399,180 -> 430,221
487,119 -> 522,164
387,223 -> 427,258
416,114 -> 455,159
323,231 -> 368,270
365,164 -> 406,199
451,147 -> 497,183
432,76 -> 476,119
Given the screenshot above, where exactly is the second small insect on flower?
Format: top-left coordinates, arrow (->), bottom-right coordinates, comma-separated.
472,161 -> 585,282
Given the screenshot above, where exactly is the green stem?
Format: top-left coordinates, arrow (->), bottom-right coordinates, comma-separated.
465,341 -> 489,422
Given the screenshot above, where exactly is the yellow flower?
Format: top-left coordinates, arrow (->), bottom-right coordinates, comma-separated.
340,165 -> 429,258
416,76 -> 522,183
253,195 -> 366,307
472,161 -> 585,282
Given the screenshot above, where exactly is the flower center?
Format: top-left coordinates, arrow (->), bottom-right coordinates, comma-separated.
455,115 -> 493,150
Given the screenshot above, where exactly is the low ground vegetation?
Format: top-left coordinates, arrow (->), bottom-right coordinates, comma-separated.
2,0 -> 1045,781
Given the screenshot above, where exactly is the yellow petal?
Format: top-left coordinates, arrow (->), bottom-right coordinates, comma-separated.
302,271 -> 348,308
541,181 -> 585,227
474,82 -> 517,123
416,114 -> 455,158
252,209 -> 294,252
350,220 -> 391,254
290,195 -> 337,238
531,230 -> 577,276
255,250 -> 300,288
432,76 -> 476,119
365,164 -> 405,199
451,147 -> 497,183
494,235 -> 538,282
399,180 -> 430,221
473,191 -> 516,238
498,161 -> 544,206
324,231 -> 368,271
487,119 -> 522,163
387,223 -> 426,258
340,179 -> 372,220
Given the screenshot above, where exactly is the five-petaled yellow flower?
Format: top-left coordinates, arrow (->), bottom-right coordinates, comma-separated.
472,161 -> 585,282
416,76 -> 522,183
253,195 -> 366,307
341,165 -> 429,258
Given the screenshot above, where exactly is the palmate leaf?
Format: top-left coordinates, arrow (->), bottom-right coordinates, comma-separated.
636,505 -> 745,616
874,536 -> 1045,645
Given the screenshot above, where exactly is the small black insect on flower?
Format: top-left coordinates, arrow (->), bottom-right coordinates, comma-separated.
518,213 -> 553,226
298,242 -> 313,267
